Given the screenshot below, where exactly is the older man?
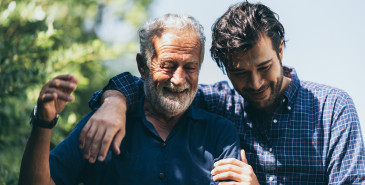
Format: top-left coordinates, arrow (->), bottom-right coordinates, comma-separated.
80,2 -> 365,184
19,14 -> 242,185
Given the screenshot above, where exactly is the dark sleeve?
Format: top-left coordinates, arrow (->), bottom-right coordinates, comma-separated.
213,116 -> 241,161
49,112 -> 94,185
326,92 -> 365,184
88,72 -> 144,112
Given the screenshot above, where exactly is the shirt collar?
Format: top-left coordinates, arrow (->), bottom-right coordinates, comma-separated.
281,66 -> 300,112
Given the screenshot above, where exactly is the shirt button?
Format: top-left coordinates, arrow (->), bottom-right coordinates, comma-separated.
269,176 -> 274,181
287,106 -> 292,110
159,173 -> 165,179
160,142 -> 166,148
269,148 -> 273,153
282,98 -> 286,103
273,119 -> 277,123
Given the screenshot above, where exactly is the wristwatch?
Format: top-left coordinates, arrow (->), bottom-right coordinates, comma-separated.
29,106 -> 59,129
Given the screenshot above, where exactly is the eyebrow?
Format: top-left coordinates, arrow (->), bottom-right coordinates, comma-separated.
257,59 -> 272,67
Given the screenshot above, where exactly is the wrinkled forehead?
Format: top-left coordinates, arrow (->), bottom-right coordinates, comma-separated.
152,29 -> 202,60
152,28 -> 201,45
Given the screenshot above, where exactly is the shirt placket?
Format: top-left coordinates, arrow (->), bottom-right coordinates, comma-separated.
251,114 -> 277,184
267,97 -> 291,184
159,140 -> 168,185
253,97 -> 290,185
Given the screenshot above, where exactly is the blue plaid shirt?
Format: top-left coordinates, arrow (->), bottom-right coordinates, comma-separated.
89,66 -> 365,184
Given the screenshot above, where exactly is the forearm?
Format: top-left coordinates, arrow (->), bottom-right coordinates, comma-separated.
101,90 -> 127,112
88,72 -> 144,112
19,127 -> 55,185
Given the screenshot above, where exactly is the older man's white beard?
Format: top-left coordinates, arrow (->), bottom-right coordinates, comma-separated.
144,75 -> 196,117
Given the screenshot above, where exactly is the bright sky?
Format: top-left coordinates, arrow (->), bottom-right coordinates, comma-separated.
149,0 -> 365,138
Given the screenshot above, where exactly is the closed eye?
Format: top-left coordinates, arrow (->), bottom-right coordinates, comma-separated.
258,64 -> 271,71
185,66 -> 197,70
161,63 -> 176,70
184,63 -> 199,72
231,71 -> 249,77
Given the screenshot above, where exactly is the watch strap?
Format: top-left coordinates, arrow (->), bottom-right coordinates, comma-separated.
30,106 -> 59,129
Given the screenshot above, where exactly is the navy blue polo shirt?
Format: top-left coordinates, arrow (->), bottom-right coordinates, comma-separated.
50,98 -> 240,185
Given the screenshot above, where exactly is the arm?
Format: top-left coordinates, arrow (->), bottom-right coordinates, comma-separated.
79,72 -> 144,163
80,72 -> 241,163
209,116 -> 259,184
19,74 -> 78,185
89,73 -> 239,119
194,82 -> 243,119
326,93 -> 365,184
79,90 -> 127,163
211,150 -> 260,185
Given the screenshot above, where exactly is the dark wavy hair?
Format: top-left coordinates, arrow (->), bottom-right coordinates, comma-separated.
211,2 -> 286,72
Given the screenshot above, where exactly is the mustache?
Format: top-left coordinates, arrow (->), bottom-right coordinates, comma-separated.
163,82 -> 191,93
242,83 -> 270,94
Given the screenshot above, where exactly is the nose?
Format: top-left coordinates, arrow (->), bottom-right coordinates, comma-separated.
248,71 -> 264,90
170,66 -> 187,86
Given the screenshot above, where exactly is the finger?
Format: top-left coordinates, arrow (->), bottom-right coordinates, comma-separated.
212,171 -> 245,182
54,74 -> 78,83
97,129 -> 115,162
214,158 -> 245,168
49,78 -> 77,93
79,119 -> 92,149
83,124 -> 98,159
214,165 -> 257,184
240,149 -> 248,164
43,88 -> 74,102
88,128 -> 106,163
40,92 -> 58,103
211,164 -> 244,175
112,130 -> 125,155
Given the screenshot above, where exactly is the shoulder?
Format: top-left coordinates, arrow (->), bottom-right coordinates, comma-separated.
196,81 -> 242,101
198,81 -> 237,94
298,81 -> 358,122
189,105 -> 236,129
71,111 -> 96,133
300,81 -> 353,104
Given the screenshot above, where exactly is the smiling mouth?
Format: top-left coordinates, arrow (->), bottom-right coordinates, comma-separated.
163,87 -> 189,94
248,87 -> 269,100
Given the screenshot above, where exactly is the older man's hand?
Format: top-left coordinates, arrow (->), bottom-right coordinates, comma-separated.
37,74 -> 78,122
78,90 -> 127,163
211,150 -> 260,185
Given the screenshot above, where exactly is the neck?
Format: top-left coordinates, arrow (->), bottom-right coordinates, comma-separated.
263,76 -> 291,118
143,99 -> 183,141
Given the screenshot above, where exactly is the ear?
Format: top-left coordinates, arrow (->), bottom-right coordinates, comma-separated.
136,53 -> 147,79
278,40 -> 284,61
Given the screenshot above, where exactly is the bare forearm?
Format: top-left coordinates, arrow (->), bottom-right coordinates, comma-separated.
19,127 -> 55,185
101,90 -> 127,110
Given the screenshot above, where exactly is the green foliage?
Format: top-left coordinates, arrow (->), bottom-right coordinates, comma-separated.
0,0 -> 153,184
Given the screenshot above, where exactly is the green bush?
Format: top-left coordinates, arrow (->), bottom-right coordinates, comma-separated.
0,0 -> 152,184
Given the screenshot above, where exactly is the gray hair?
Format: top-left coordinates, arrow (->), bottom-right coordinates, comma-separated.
139,13 -> 206,68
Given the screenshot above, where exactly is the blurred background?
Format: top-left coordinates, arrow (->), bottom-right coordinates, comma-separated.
0,0 -> 151,184
1,0 -> 364,184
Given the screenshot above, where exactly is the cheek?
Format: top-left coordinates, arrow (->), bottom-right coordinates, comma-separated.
266,64 -> 282,83
228,75 -> 245,91
152,72 -> 171,86
188,73 -> 199,89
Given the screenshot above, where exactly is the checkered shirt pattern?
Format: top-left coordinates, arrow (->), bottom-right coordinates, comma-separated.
89,66 -> 365,184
